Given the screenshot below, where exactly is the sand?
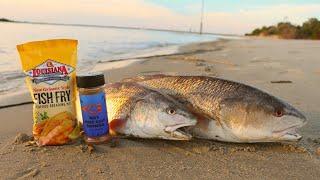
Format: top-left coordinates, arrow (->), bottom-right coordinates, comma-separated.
0,38 -> 319,179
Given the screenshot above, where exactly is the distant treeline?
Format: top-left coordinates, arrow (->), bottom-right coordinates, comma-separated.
246,18 -> 320,40
0,18 -> 14,22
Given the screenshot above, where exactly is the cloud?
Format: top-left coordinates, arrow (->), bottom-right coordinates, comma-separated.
0,0 -> 188,30
0,0 -> 319,34
203,4 -> 320,34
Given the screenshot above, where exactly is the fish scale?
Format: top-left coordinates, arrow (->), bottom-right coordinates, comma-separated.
125,75 -> 242,120
105,82 -> 149,120
124,75 -> 307,142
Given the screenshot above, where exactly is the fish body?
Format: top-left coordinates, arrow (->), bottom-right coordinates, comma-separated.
105,82 -> 197,140
124,75 -> 307,143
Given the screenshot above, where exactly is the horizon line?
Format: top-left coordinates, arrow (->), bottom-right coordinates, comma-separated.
0,19 -> 242,37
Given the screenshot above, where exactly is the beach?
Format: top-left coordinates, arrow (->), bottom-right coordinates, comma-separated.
0,38 -> 319,179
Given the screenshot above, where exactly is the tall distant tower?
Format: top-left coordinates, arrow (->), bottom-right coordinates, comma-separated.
200,0 -> 204,34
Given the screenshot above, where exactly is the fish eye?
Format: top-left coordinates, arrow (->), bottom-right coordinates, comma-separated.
166,108 -> 176,115
274,109 -> 284,117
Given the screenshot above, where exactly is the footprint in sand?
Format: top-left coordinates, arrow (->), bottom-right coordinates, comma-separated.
14,168 -> 40,179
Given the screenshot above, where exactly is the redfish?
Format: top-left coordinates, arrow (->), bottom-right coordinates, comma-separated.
105,82 -> 197,140
124,75 -> 307,143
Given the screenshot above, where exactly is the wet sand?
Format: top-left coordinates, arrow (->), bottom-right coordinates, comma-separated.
0,38 -> 319,179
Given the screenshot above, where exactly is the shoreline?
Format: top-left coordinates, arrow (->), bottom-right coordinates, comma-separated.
0,39 -> 223,107
0,38 -> 319,179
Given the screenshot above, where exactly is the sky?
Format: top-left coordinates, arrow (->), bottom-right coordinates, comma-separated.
1,0 -> 320,35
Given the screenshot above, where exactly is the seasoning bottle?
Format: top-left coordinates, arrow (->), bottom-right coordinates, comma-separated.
76,72 -> 109,144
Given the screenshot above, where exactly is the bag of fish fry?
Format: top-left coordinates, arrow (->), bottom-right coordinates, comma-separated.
17,39 -> 80,146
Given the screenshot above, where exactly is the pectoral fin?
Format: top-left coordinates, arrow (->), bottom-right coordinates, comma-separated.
109,119 -> 127,135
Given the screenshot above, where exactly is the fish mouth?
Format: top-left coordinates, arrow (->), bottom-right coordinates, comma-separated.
273,125 -> 303,141
164,123 -> 195,140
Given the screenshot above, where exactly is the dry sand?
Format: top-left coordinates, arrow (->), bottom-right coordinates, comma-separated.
0,38 -> 319,179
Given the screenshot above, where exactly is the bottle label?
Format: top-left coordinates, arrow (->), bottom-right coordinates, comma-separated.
79,91 -> 109,137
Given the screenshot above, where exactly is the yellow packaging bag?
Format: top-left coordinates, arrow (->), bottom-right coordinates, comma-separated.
17,39 -> 80,146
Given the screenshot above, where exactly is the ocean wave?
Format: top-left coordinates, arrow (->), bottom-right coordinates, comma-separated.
98,44 -> 179,63
0,49 -> 7,54
0,70 -> 25,80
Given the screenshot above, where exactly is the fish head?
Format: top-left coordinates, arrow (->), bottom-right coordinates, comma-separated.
219,93 -> 307,142
131,92 -> 197,140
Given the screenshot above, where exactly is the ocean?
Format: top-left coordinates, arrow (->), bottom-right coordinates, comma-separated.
0,22 -> 227,94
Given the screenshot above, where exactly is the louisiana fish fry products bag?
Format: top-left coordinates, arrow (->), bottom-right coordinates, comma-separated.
17,39 -> 80,146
